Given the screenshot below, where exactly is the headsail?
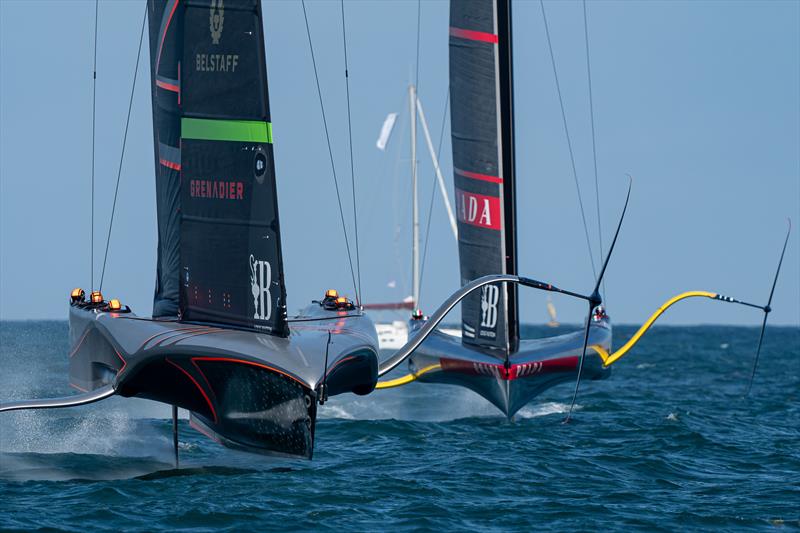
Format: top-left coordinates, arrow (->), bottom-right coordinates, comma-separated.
148,0 -> 288,335
449,0 -> 518,354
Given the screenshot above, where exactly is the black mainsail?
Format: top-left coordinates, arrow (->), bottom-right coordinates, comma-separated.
148,0 -> 288,335
0,0 -> 380,460
449,0 -> 518,354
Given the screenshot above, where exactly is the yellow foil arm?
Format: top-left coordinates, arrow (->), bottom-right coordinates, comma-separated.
377,291 -> 723,387
375,364 -> 441,389
593,291 -> 718,367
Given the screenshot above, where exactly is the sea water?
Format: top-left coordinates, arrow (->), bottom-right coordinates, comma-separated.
1,321 -> 798,530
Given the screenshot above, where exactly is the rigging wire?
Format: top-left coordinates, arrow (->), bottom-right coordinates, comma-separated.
301,0 -> 359,302
414,0 -> 422,94
99,6 -> 147,293
540,0 -> 597,280
340,0 -> 362,306
409,0 -> 422,307
583,0 -> 605,298
418,91 -> 450,305
90,0 -> 99,290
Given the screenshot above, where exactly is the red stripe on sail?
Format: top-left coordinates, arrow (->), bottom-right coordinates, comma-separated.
159,158 -> 181,171
449,27 -> 498,44
156,0 -> 180,74
455,167 -> 503,184
455,189 -> 502,230
156,79 -> 179,93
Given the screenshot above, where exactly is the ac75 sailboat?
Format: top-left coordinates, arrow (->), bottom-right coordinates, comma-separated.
0,0 -> 790,461
0,0 -> 380,460
375,0 -> 612,417
374,0 -> 790,421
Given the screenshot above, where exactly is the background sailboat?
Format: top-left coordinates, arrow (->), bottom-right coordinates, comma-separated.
373,0 -> 787,421
374,0 -> 612,418
546,296 -> 559,327
368,85 -> 460,349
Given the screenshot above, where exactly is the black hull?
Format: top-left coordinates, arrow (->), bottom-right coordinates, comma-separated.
407,319 -> 612,417
68,303 -> 378,459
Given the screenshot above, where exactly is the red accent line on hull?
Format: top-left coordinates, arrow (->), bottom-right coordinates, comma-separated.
69,328 -> 91,358
324,355 -> 357,378
114,348 -> 127,375
190,416 -> 222,444
439,356 -> 579,380
191,358 -> 218,403
69,382 -> 89,393
165,357 -> 218,423
152,327 -> 223,348
289,324 -> 374,344
191,357 -> 307,388
139,326 -> 199,351
361,301 -> 415,310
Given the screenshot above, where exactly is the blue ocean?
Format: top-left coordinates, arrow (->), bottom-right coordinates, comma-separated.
1,321 -> 798,531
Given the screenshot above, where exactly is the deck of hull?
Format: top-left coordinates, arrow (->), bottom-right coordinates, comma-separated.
68,303 -> 379,458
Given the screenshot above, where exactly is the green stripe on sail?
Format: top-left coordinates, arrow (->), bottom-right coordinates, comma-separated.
181,118 -> 272,143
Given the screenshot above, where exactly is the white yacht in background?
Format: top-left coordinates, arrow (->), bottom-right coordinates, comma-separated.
368,84 -> 459,350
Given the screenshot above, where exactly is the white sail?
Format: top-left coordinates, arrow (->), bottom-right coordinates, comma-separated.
376,112 -> 398,151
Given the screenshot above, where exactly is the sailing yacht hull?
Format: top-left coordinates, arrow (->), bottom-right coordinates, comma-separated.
406,319 -> 612,417
68,302 -> 378,459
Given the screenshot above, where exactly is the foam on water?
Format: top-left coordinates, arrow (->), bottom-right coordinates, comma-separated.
317,404 -> 355,420
516,401 -> 577,418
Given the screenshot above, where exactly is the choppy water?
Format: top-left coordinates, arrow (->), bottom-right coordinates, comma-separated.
1,321 -> 798,531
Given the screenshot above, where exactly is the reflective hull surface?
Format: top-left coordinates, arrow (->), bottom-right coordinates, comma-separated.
407,319 -> 612,417
68,303 -> 379,459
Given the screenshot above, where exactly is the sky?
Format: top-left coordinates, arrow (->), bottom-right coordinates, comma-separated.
1,0 -> 798,326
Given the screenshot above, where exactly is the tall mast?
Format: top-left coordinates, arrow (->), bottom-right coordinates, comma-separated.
496,0 -> 518,350
410,84 -> 420,308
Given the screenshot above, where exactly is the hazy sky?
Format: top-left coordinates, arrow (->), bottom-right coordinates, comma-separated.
1,0 -> 798,326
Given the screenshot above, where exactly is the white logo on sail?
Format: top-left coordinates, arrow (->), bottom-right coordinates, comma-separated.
459,195 -> 492,225
480,284 -> 499,329
456,189 -> 498,229
209,0 -> 224,45
250,254 -> 272,321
